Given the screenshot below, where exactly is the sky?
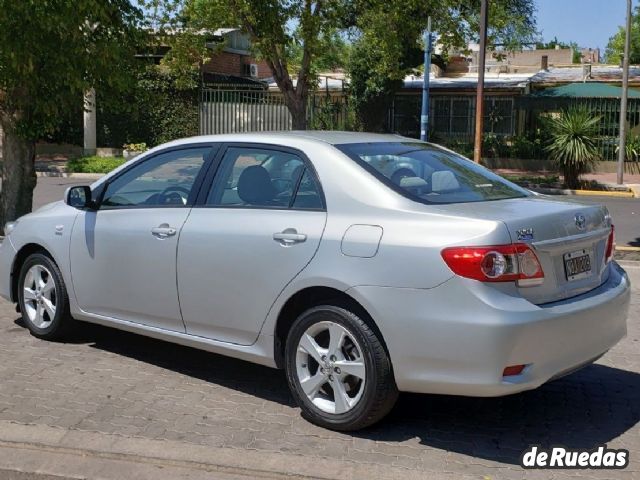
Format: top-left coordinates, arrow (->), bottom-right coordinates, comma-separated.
536,0 -> 635,52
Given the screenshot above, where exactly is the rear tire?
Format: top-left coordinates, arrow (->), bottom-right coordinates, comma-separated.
285,305 -> 398,431
18,253 -> 72,340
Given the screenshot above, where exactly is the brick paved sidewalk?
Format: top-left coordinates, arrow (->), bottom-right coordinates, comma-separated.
0,268 -> 638,479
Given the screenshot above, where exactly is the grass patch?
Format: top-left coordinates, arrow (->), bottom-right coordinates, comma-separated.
502,174 -> 631,192
67,156 -> 126,174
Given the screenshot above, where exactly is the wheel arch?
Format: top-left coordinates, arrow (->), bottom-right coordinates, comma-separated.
273,286 -> 390,369
11,243 -> 56,302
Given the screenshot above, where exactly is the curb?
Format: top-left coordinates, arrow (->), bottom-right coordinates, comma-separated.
36,171 -> 103,180
571,189 -> 636,198
0,421 -> 444,480
618,260 -> 640,269
616,246 -> 640,252
530,187 -> 636,198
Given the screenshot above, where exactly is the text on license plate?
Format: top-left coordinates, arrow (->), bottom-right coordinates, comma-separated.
564,248 -> 592,281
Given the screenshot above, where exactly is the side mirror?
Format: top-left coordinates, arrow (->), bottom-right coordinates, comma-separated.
64,186 -> 96,210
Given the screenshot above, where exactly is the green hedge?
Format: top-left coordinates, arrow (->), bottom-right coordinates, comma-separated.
67,156 -> 126,174
45,67 -> 199,149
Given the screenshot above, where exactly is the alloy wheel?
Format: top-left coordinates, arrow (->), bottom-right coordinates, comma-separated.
295,321 -> 366,414
22,264 -> 57,329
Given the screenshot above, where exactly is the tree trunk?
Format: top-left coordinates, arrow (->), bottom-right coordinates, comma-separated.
0,115 -> 37,227
288,96 -> 308,130
562,165 -> 580,190
263,56 -> 309,130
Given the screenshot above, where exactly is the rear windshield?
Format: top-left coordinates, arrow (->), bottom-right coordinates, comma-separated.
337,142 -> 530,204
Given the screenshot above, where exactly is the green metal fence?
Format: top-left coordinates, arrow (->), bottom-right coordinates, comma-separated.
518,96 -> 640,161
200,89 -> 639,162
388,93 -> 518,143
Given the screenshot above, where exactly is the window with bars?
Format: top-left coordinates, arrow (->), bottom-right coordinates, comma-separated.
430,96 -> 515,137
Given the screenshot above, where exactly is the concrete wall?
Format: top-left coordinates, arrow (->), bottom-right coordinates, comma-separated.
483,157 -> 640,174
465,48 -> 574,74
202,51 -> 271,80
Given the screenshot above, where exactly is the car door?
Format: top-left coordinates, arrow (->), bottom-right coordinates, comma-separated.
69,145 -> 214,331
177,144 -> 327,345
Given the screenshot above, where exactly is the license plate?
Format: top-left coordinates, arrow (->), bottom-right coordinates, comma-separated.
564,248 -> 592,281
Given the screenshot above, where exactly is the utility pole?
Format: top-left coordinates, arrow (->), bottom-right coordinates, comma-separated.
473,0 -> 489,163
83,88 -> 97,156
617,0 -> 632,185
420,17 -> 433,141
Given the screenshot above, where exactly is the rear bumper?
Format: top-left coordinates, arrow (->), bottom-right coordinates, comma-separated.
348,262 -> 630,396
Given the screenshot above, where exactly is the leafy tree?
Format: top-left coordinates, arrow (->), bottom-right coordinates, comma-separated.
0,0 -> 141,224
545,107 -> 601,189
605,6 -> 640,65
536,37 -> 581,63
348,0 -> 538,131
287,29 -> 351,76
176,0 -> 348,129
146,0 -> 537,132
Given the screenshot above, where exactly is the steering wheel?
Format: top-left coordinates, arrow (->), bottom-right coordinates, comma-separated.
158,186 -> 190,205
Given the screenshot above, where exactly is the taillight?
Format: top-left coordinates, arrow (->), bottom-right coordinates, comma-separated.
441,243 -> 544,286
605,225 -> 615,264
503,364 -> 526,377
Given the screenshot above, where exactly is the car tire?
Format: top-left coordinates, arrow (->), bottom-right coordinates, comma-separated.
18,253 -> 72,340
285,304 -> 398,431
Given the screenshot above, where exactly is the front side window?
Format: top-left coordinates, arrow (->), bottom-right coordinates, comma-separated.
207,147 -> 323,209
101,147 -> 209,208
337,142 -> 529,204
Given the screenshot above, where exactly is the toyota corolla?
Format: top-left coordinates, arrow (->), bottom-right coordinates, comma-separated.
0,131 -> 630,431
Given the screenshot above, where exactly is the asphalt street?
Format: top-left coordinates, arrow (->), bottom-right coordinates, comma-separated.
32,176 -> 640,246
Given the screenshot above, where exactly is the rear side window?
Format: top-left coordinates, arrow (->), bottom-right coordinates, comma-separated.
206,146 -> 323,210
336,142 -> 529,204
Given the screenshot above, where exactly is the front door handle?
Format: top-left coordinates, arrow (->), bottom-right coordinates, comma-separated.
273,228 -> 307,245
151,224 -> 177,239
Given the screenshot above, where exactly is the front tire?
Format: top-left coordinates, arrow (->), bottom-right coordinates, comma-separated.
285,305 -> 398,431
18,253 -> 72,340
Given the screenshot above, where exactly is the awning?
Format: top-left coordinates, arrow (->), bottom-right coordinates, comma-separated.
529,82 -> 640,98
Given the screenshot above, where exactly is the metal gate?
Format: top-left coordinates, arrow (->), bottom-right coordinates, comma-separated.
200,89 -> 350,134
200,89 -> 292,134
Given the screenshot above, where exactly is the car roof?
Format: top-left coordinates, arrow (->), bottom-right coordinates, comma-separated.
164,131 -> 409,148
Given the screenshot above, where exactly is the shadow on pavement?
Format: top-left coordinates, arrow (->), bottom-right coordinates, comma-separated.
14,317 -> 640,466
361,364 -> 639,464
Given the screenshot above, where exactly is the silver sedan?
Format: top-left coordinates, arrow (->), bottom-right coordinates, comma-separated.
0,131 -> 630,431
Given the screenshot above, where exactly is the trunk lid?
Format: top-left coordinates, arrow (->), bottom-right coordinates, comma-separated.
434,195 -> 612,304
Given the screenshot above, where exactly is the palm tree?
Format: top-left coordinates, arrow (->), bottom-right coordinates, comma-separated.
545,107 -> 601,189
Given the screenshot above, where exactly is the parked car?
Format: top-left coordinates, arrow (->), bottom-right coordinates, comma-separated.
0,132 -> 629,431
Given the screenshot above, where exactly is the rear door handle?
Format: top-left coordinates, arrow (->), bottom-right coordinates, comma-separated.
273,228 -> 307,245
151,224 -> 177,239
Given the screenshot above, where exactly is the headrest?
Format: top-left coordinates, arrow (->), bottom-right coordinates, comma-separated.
237,165 -> 276,205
